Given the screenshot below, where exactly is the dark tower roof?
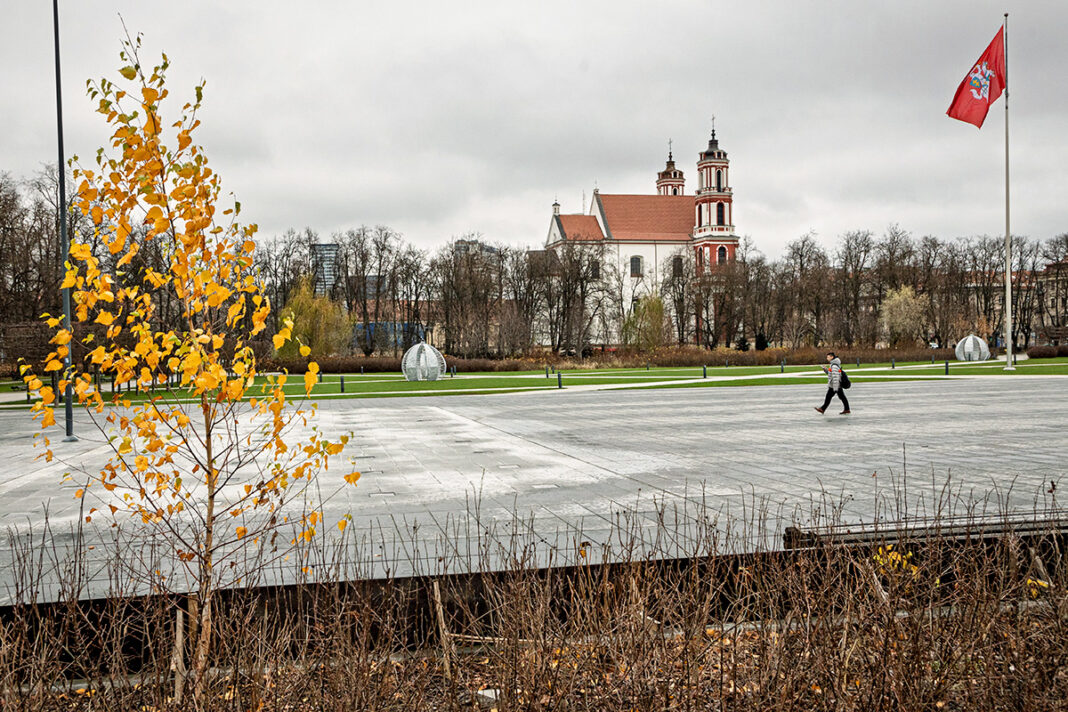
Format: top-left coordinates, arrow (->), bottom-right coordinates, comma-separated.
700,130 -> 727,161
657,151 -> 684,181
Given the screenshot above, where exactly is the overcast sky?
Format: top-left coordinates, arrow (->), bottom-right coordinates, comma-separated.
5,1 -> 1067,258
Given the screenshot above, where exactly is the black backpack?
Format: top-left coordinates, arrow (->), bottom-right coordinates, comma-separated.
840,370 -> 851,389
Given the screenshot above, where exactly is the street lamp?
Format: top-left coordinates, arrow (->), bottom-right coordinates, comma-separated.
52,0 -> 75,441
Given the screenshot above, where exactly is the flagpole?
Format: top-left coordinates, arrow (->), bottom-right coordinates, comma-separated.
53,0 -> 78,436
1002,12 -> 1014,370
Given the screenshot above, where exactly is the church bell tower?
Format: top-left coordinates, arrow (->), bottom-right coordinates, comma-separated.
692,121 -> 737,269
656,140 -> 685,195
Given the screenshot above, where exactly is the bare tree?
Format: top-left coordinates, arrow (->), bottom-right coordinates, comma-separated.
781,232 -> 831,346
392,243 -> 432,353
831,230 -> 875,345
1037,234 -> 1068,343
661,248 -> 695,345
499,246 -> 546,355
543,242 -> 605,356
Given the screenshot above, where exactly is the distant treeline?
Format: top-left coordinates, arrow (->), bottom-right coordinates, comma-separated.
2,167 -> 1067,362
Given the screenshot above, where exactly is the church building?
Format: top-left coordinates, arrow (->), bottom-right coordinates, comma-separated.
544,129 -> 740,340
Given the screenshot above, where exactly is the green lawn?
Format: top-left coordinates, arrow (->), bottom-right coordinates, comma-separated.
3,358 -> 1067,408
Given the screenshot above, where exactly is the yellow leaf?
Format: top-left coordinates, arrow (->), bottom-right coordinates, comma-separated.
272,333 -> 286,350
119,66 -> 137,80
304,370 -> 316,394
75,489 -> 84,499
344,471 -> 361,486
236,526 -> 247,539
108,232 -> 127,255
69,242 -> 92,261
337,520 -> 347,532
299,345 -> 311,358
95,311 -> 115,326
307,361 -> 320,374
117,437 -> 133,456
91,205 -> 103,224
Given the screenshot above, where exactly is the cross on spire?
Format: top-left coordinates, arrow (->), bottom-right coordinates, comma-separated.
667,138 -> 673,160
710,114 -> 716,137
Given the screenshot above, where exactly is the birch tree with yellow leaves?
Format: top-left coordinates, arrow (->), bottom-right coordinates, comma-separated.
21,34 -> 359,701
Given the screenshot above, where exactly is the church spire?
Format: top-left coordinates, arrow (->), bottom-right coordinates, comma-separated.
656,138 -> 685,196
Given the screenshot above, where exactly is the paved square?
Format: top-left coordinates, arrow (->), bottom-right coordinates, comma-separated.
1,377 -> 1064,602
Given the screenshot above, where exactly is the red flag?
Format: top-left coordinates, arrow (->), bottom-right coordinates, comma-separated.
947,27 -> 1006,128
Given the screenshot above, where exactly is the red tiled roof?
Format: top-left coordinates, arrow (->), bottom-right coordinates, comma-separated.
557,214 -> 604,241
598,194 -> 695,242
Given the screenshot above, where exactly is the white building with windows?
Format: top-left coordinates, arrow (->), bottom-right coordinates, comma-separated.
544,130 -> 740,341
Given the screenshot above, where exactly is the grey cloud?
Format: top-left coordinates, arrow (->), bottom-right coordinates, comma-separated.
3,0 -> 1066,258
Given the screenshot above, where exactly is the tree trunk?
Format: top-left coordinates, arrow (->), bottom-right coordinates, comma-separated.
193,397 -> 216,702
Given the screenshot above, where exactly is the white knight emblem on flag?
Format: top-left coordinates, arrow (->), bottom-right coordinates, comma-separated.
968,61 -> 995,100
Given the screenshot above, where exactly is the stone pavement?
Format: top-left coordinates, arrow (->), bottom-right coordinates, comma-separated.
0,377 -> 1065,603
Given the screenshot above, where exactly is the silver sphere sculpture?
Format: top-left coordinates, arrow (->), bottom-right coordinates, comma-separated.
955,334 -> 990,362
401,342 -> 446,381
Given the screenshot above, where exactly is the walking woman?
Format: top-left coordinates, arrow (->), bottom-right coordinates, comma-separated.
815,351 -> 850,415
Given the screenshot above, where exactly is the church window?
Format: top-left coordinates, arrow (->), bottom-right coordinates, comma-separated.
630,256 -> 643,278
716,169 -> 723,191
716,203 -> 725,226
672,255 -> 683,278
718,246 -> 728,264
591,260 -> 600,280
672,187 -> 678,195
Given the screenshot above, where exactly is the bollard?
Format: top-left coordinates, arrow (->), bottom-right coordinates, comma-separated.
545,365 -> 550,379
780,361 -> 784,374
646,363 -> 650,371
318,370 -> 322,383
557,372 -> 562,389
340,375 -> 345,393
856,357 -> 860,368
944,360 -> 949,375
361,366 -> 364,375
702,365 -> 707,379
452,365 -> 456,378
892,358 -> 895,369
931,356 -> 935,365
725,359 -> 729,368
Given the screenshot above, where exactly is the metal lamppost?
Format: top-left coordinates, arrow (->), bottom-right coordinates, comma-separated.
52,0 -> 76,440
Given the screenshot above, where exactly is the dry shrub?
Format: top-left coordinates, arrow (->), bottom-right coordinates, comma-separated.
1,488 -> 1065,711
1028,345 -> 1059,359
0,345 -> 964,378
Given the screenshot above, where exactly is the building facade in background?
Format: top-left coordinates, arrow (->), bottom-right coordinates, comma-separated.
545,130 -> 740,344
